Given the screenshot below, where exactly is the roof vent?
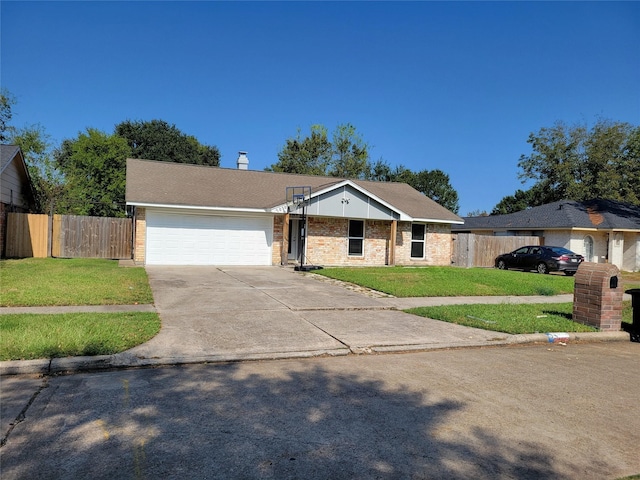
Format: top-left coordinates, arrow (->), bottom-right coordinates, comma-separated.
237,151 -> 249,170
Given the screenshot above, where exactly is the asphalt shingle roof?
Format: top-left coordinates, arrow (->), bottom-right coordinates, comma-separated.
126,158 -> 463,223
454,199 -> 640,231
0,145 -> 21,174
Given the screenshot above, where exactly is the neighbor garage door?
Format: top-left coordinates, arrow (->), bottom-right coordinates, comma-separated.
145,210 -> 273,265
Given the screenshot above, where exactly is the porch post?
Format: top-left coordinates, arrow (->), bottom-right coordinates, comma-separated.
281,213 -> 290,265
389,220 -> 397,266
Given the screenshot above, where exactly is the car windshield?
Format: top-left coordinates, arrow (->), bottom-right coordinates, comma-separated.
549,247 -> 573,255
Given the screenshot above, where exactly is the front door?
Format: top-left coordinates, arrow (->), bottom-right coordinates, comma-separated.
288,219 -> 301,262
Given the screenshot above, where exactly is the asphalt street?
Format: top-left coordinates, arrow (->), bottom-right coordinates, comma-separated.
2,342 -> 639,480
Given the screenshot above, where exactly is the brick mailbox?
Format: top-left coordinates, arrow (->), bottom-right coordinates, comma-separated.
573,262 -> 623,331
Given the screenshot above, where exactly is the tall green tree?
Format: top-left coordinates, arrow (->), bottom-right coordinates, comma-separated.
268,125 -> 332,175
115,119 -> 220,166
55,129 -> 132,217
3,90 -> 63,214
384,166 -> 459,214
271,125 -> 460,212
328,123 -> 370,179
9,124 -> 63,214
1,88 -> 16,142
269,123 -> 370,179
407,169 -> 460,214
582,120 -> 640,205
494,119 -> 640,213
366,158 -> 394,182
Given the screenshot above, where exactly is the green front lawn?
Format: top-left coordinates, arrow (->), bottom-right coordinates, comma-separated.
1,258 -> 159,361
318,266 -> 635,334
406,302 -> 633,335
622,271 -> 640,290
0,312 -> 160,361
316,266 -> 575,297
0,258 -> 153,306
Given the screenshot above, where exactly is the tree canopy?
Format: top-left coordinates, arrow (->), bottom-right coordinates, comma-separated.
385,165 -> 459,214
269,124 -> 460,213
8,123 -> 63,215
268,123 -> 371,179
492,119 -> 640,214
55,129 -> 131,217
328,124 -> 370,178
269,125 -> 332,176
3,93 -> 223,217
115,119 -> 220,166
52,119 -> 222,216
1,89 -> 16,142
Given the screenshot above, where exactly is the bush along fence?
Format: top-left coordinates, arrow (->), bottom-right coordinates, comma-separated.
3,213 -> 132,260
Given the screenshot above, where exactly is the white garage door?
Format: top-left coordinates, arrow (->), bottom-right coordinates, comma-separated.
145,210 -> 273,265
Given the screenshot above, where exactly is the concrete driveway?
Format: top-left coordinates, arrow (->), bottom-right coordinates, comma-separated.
122,266 -> 506,365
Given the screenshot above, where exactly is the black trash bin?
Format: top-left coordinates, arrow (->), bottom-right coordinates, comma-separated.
625,289 -> 640,342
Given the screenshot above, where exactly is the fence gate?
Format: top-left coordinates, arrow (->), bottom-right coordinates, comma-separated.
452,233 -> 543,268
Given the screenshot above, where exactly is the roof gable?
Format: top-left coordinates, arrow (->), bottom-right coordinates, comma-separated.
126,158 -> 462,224
286,182 -> 399,221
1,145 -> 24,175
1,144 -> 35,209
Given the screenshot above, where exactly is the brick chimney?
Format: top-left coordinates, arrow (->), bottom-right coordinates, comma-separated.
237,151 -> 249,170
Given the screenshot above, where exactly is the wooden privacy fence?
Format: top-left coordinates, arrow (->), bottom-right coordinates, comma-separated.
451,233 -> 543,268
4,213 -> 132,259
52,215 -> 132,259
5,213 -> 50,258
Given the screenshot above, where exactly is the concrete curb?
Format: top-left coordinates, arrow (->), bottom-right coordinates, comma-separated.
352,331 -> 632,354
1,332 -> 631,376
503,330 -> 631,345
0,349 -> 353,376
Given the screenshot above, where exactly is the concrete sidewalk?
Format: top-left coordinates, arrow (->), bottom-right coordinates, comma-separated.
0,304 -> 156,314
0,267 -> 631,376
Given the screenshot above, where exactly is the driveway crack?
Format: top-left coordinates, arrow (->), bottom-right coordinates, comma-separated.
298,314 -> 351,350
1,377 -> 49,447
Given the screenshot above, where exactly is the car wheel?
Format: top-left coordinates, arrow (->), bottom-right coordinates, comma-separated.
497,260 -> 507,270
536,262 -> 549,274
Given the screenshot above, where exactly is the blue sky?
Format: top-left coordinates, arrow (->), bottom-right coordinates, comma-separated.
2,1 -> 639,216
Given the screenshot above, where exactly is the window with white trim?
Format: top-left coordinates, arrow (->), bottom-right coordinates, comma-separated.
411,224 -> 426,258
348,220 -> 364,256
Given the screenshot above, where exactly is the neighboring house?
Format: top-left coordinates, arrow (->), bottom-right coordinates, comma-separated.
1,145 -> 35,257
452,199 -> 640,272
126,156 -> 463,266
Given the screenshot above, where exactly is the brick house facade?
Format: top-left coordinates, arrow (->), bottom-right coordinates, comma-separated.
133,207 -> 147,264
127,158 -> 463,266
136,206 -> 453,267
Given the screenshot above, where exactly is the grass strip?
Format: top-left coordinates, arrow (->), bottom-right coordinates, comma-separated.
0,312 -> 160,361
316,266 -> 576,297
406,302 -> 633,335
0,258 -> 154,307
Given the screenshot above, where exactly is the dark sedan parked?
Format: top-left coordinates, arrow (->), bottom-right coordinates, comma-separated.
495,245 -> 584,275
